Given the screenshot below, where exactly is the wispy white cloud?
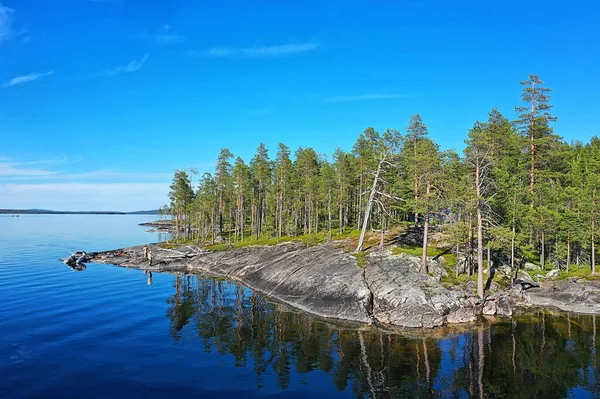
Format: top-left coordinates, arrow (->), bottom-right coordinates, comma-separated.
0,156 -> 79,177
193,42 -> 320,58
143,24 -> 184,45
325,93 -> 408,103
3,71 -> 54,87
0,2 -> 13,42
105,54 -> 149,76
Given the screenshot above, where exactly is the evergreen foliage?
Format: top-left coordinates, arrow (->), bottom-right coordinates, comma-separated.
167,76 -> 600,278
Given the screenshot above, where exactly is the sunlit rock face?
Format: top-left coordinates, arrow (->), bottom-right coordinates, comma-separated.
365,252 -> 464,328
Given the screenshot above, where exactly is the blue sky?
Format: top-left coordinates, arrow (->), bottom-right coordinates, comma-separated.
0,0 -> 599,211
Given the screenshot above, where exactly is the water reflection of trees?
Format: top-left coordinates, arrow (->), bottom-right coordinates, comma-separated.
166,274 -> 600,398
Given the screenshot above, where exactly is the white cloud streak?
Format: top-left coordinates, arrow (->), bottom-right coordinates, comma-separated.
0,157 -> 78,177
325,93 -> 408,103
3,71 -> 54,87
194,42 -> 319,58
0,2 -> 13,42
105,54 -> 149,76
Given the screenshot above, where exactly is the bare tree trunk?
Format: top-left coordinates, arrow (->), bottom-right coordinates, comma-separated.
593,188 -> 596,275
476,158 -> 484,299
541,230 -> 545,270
339,199 -> 343,235
511,223 -> 516,272
567,231 -> 571,273
468,211 -> 474,277
380,214 -> 385,251
328,190 -> 332,239
355,160 -> 384,253
421,177 -> 431,273
456,244 -> 460,278
487,245 -> 491,274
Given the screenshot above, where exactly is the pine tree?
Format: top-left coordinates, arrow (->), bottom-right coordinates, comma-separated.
515,74 -> 557,205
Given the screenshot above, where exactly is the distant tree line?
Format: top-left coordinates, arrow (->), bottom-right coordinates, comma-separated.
166,75 -> 600,298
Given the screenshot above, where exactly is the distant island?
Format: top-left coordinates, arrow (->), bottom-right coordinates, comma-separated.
0,209 -> 159,215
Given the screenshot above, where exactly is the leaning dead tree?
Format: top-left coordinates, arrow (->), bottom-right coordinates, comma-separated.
355,148 -> 401,253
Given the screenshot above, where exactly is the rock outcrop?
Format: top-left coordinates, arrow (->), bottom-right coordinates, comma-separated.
88,242 -> 600,329
526,280 -> 600,314
365,252 -> 464,328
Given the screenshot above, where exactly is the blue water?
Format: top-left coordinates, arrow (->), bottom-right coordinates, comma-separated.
1,215 -> 600,398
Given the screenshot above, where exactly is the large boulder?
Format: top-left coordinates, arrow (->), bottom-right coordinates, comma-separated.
497,296 -> 514,316
482,300 -> 497,315
546,269 -> 560,280
366,252 -> 463,328
524,262 -> 541,271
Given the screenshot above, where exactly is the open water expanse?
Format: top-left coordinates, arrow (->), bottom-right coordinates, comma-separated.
1,215 -> 600,398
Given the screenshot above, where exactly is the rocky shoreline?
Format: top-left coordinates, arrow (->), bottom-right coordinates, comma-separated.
138,220 -> 175,232
87,242 -> 600,329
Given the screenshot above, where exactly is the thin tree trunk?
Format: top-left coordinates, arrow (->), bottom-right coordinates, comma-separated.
421,177 -> 431,273
380,214 -> 385,250
468,211 -> 474,277
476,158 -> 484,299
355,160 -> 384,253
567,231 -> 571,273
511,223 -> 516,273
592,188 -> 596,274
541,230 -> 545,271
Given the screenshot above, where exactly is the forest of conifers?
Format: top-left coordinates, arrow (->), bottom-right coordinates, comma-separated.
165,75 -> 599,285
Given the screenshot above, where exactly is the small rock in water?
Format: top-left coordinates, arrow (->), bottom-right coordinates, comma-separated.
496,297 -> 513,316
482,300 -> 497,316
446,307 -> 476,324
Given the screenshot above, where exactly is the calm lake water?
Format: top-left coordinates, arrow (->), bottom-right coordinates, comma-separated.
1,215 -> 600,398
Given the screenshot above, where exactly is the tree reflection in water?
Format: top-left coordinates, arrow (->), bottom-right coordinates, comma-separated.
166,274 -> 600,398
